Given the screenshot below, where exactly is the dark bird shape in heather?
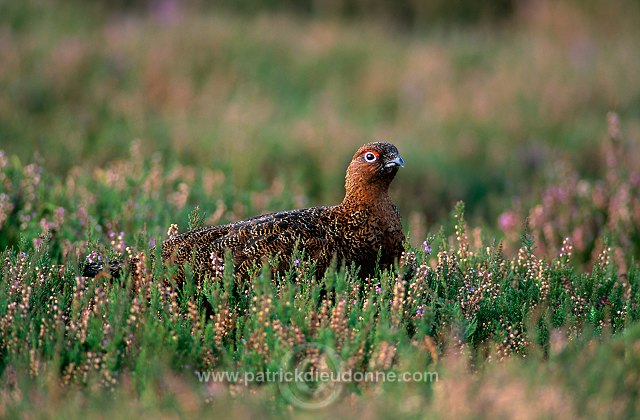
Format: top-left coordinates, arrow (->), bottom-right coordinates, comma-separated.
84,142 -> 405,282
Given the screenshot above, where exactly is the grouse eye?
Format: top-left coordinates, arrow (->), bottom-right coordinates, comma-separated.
364,152 -> 377,163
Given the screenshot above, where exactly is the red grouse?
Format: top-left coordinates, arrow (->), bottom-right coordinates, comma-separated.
84,142 -> 405,282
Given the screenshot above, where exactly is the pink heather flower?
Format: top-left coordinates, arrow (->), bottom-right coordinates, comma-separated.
0,193 -> 14,229
54,207 -> 65,227
40,218 -> 53,231
112,231 -> 126,253
498,210 -> 519,232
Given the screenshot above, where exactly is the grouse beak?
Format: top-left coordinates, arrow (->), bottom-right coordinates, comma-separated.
384,155 -> 405,169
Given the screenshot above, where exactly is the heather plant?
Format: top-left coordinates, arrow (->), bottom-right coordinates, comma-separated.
1,145 -> 639,416
500,112 -> 640,271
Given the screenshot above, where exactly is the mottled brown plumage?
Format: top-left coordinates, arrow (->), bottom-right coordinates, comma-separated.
86,142 -> 405,282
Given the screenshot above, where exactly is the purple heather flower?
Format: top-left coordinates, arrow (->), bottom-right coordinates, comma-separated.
86,250 -> 102,264
422,240 -> 432,254
416,306 -> 424,316
294,259 -> 300,267
375,285 -> 382,293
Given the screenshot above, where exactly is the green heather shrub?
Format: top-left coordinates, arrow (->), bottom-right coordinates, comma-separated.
1,138 -> 639,416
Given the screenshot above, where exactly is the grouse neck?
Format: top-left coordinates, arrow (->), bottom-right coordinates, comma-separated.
341,183 -> 393,209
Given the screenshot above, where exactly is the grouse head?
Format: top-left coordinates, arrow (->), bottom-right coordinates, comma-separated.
344,142 -> 404,201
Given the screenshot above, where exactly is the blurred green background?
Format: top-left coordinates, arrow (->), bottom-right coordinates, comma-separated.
1,0 -> 639,229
